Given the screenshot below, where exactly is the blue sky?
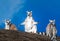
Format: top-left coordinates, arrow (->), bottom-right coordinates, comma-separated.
0,0 -> 60,36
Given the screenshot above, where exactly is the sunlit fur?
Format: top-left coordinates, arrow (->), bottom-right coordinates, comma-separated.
46,20 -> 57,40
5,19 -> 17,30
21,11 -> 38,33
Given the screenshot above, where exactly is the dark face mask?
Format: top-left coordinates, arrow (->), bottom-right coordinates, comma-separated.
6,22 -> 10,25
28,14 -> 32,17
50,22 -> 55,26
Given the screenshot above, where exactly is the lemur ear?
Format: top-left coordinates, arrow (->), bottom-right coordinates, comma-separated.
26,11 -> 32,16
31,11 -> 32,15
31,11 -> 32,13
9,19 -> 11,21
54,19 -> 55,22
26,11 -> 28,13
49,19 -> 51,22
4,19 -> 7,22
7,18 -> 11,22
26,11 -> 32,13
26,11 -> 29,16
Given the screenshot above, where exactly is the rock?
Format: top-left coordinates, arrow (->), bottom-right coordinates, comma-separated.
0,29 -> 54,41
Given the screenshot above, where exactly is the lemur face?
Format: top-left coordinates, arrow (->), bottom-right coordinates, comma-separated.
5,20 -> 10,25
49,20 -> 55,25
27,11 -> 32,17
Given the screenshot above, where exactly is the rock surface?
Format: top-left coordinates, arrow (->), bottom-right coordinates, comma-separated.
0,30 -> 58,41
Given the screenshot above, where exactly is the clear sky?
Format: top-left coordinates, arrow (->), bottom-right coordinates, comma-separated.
0,0 -> 60,36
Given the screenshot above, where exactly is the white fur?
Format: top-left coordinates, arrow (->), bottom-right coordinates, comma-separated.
46,20 -> 57,40
5,20 -> 10,30
21,11 -> 38,33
